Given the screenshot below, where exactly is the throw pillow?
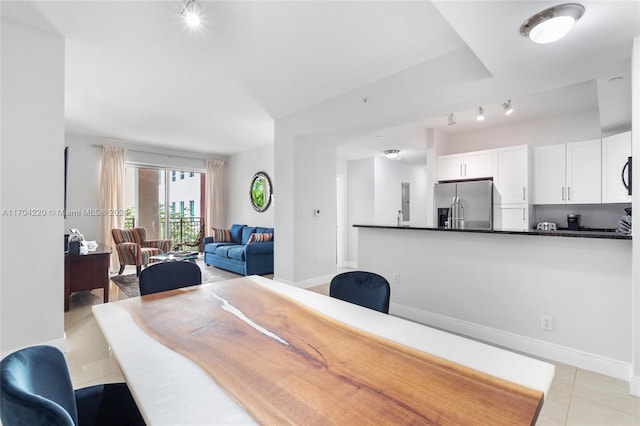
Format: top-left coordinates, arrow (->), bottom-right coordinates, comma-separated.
247,233 -> 273,244
211,228 -> 231,242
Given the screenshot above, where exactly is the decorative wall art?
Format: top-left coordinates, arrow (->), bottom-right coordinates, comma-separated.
250,171 -> 272,212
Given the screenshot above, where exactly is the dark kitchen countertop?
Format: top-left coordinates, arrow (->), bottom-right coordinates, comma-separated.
353,224 -> 631,240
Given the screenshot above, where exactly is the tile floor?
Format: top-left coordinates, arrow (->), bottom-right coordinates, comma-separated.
64,275 -> 640,425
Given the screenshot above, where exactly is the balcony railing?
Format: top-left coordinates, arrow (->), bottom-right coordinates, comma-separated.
124,216 -> 202,249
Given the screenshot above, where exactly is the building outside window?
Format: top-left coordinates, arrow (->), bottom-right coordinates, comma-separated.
171,171 -> 176,182
180,171 -> 185,180
171,202 -> 175,214
189,200 -> 195,217
180,201 -> 185,216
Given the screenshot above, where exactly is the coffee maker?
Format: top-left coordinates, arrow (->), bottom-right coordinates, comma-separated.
567,214 -> 581,231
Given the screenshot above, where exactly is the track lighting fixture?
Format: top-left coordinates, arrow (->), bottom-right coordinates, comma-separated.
181,0 -> 202,28
503,100 -> 514,116
520,3 -> 584,44
476,107 -> 485,121
448,113 -> 456,126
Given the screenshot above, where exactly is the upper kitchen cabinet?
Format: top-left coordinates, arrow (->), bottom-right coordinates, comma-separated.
534,139 -> 602,205
437,149 -> 493,181
602,131 -> 632,203
494,145 -> 531,204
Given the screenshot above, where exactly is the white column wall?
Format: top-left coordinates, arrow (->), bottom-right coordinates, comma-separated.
630,35 -> 640,396
1,19 -> 66,354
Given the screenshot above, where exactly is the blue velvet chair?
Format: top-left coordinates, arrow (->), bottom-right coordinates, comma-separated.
329,271 -> 391,314
138,260 -> 202,296
0,345 -> 145,426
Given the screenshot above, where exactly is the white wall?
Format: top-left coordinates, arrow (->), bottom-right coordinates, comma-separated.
373,157 -> 427,227
358,227 -> 633,380
225,144 -> 274,228
1,19 -> 66,354
346,158 -> 375,266
441,109 -> 603,155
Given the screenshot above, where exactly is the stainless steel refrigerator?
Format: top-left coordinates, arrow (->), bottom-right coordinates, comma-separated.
434,180 -> 493,230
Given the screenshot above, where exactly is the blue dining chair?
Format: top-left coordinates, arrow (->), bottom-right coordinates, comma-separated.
138,260 -> 202,296
0,345 -> 145,426
329,271 -> 391,314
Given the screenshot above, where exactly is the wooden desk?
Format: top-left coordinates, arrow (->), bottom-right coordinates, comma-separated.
93,276 -> 554,425
65,244 -> 111,311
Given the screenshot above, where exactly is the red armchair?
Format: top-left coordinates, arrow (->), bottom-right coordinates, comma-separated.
111,228 -> 171,276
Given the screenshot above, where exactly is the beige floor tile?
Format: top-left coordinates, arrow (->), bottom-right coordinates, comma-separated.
566,395 -> 640,426
549,362 -> 577,394
571,369 -> 640,418
537,388 -> 571,426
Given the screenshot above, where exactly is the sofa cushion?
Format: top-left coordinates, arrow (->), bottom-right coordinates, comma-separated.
211,228 -> 231,242
215,245 -> 242,258
247,233 -> 273,244
229,224 -> 245,244
227,247 -> 246,261
241,227 -> 257,244
204,242 -> 234,254
256,227 -> 274,239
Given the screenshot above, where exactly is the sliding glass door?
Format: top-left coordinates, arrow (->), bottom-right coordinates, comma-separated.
125,166 -> 204,250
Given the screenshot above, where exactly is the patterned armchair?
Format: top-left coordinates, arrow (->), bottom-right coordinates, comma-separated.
111,228 -> 171,276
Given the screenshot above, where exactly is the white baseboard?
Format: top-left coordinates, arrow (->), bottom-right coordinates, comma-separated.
344,261 -> 358,269
1,336 -> 67,360
294,274 -> 335,289
392,303 -> 632,382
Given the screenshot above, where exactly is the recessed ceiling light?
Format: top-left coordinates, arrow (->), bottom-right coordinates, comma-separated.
476,107 -> 485,121
520,3 -> 585,44
608,76 -> 624,83
384,149 -> 400,160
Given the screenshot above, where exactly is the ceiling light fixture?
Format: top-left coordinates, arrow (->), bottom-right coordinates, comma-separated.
503,99 -> 514,116
476,107 -> 485,121
181,0 -> 202,28
448,113 -> 456,126
384,149 -> 400,160
520,3 -> 585,44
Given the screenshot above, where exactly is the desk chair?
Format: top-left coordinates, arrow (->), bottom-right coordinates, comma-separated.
329,271 -> 391,314
139,261 -> 202,296
0,345 -> 145,426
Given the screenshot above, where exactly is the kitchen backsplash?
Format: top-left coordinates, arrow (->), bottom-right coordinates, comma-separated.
533,203 -> 631,230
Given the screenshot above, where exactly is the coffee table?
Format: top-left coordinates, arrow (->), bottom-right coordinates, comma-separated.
150,252 -> 200,263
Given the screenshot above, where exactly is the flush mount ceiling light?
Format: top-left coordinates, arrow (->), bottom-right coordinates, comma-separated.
476,107 -> 485,121
181,0 -> 202,28
448,113 -> 456,126
384,149 -> 400,160
503,99 -> 514,115
520,3 -> 585,44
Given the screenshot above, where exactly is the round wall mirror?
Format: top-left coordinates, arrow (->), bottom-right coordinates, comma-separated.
250,171 -> 272,212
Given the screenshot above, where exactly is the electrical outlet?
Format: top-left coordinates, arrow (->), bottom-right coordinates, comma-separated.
541,315 -> 553,331
392,273 -> 400,283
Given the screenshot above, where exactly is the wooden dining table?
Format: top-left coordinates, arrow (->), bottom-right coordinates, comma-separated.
92,275 -> 554,425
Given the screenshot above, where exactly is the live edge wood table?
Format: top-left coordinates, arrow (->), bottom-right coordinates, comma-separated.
92,276 -> 554,425
64,243 -> 111,311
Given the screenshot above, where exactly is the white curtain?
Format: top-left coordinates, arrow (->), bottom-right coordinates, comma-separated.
205,159 -> 225,232
100,146 -> 126,271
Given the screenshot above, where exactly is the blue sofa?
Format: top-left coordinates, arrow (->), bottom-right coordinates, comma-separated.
203,224 -> 274,276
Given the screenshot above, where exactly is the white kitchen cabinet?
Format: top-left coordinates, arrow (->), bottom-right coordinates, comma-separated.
534,140 -> 601,205
494,145 -> 531,204
602,131 -> 632,203
437,150 -> 493,181
494,205 -> 530,231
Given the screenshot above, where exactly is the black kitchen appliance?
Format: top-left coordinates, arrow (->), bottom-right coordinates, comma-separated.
567,214 -> 581,231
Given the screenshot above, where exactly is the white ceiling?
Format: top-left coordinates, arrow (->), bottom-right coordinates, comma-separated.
2,1 -> 638,159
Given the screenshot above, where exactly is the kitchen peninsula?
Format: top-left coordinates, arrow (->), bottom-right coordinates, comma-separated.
354,224 -> 632,381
